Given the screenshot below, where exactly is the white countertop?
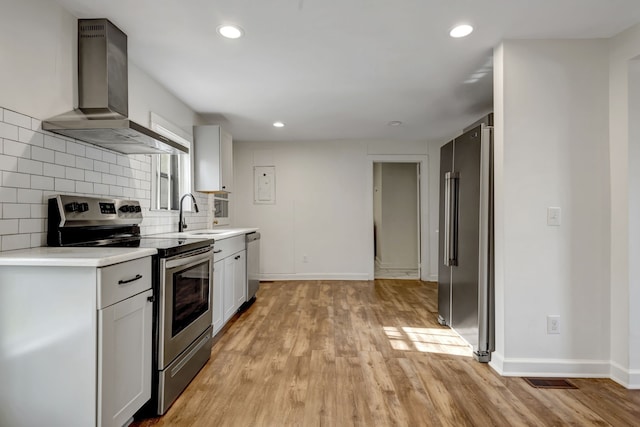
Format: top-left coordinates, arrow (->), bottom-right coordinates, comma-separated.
149,227 -> 259,241
0,247 -> 157,267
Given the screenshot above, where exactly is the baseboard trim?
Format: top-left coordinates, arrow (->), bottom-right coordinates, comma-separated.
491,356 -> 610,378
610,361 -> 640,389
260,273 -> 370,281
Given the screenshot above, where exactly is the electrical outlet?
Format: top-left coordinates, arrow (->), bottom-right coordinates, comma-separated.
547,315 -> 560,334
547,207 -> 561,226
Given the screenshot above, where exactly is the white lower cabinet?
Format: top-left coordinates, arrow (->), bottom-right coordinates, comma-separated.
212,258 -> 224,335
0,255 -> 153,427
98,289 -> 152,427
233,251 -> 247,308
223,255 -> 237,322
213,235 -> 247,333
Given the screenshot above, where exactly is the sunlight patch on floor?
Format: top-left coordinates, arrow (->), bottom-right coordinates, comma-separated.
383,326 -> 472,357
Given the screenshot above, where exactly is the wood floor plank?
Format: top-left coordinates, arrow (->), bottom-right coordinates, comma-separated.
132,280 -> 640,427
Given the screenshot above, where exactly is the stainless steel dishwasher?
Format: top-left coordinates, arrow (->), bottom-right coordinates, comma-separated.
243,232 -> 261,309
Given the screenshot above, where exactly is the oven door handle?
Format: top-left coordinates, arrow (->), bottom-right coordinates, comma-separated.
164,248 -> 213,270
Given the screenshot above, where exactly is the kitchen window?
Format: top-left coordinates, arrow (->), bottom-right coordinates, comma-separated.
150,113 -> 193,211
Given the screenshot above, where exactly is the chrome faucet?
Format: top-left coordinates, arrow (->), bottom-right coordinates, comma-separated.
178,193 -> 199,232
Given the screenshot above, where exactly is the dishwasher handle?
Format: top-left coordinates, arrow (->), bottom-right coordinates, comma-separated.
246,232 -> 260,243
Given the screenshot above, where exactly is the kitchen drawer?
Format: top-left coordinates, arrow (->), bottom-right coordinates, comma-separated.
213,235 -> 245,261
97,257 -> 152,309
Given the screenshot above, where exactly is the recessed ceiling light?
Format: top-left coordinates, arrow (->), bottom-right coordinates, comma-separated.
273,121 -> 285,128
388,121 -> 403,127
217,25 -> 244,39
450,24 -> 473,38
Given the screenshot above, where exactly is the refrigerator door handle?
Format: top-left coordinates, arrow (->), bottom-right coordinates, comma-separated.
450,172 -> 460,266
444,172 -> 452,266
444,171 -> 459,266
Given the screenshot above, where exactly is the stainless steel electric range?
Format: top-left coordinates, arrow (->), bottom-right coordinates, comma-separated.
47,194 -> 214,415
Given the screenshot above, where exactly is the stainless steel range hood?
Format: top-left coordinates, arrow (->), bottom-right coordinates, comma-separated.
43,19 -> 188,155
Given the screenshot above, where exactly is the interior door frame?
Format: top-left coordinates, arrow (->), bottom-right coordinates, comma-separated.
366,155 -> 429,281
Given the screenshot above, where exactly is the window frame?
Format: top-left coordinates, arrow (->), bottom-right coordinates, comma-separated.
149,113 -> 194,211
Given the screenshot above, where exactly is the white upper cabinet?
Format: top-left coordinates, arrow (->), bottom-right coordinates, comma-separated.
193,125 -> 233,193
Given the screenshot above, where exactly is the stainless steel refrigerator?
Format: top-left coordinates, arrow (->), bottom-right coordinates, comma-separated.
438,117 -> 494,362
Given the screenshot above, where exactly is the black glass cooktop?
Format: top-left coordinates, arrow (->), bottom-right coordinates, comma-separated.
138,237 -> 214,257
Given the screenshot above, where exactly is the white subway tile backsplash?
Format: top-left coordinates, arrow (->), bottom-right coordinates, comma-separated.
2,233 -> 31,251
102,173 -> 117,185
129,159 -> 142,171
31,233 -> 46,247
0,123 -> 19,140
0,187 -> 17,203
76,156 -> 93,170
102,151 -> 116,164
4,139 -> 30,158
44,134 -> 67,152
31,118 -> 42,131
54,178 -> 75,192
31,204 -> 47,218
55,152 -> 75,167
109,185 -> 124,196
19,218 -> 45,233
18,158 -> 43,175
0,219 -> 19,235
3,204 -> 31,218
76,181 -> 93,194
109,164 -> 124,176
94,160 -> 110,173
65,167 -> 84,181
4,110 -> 32,128
116,176 -> 129,187
0,154 -> 18,172
31,175 -> 54,190
94,183 -> 109,194
31,146 -> 54,163
85,170 -> 102,183
117,155 -> 130,167
19,128 -> 44,146
66,141 -> 85,157
18,189 -> 43,203
140,161 -> 151,173
3,171 -> 30,188
85,146 -> 103,161
43,163 -> 65,178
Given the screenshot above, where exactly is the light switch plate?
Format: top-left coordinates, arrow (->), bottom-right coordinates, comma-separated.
547,207 -> 561,226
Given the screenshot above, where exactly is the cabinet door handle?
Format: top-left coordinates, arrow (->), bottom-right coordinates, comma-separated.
235,255 -> 241,260
214,249 -> 223,254
147,295 -> 155,303
118,274 -> 143,285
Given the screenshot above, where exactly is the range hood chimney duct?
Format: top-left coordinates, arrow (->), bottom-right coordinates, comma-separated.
43,19 -> 188,155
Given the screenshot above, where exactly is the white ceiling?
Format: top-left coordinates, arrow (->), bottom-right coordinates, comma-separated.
54,0 -> 640,143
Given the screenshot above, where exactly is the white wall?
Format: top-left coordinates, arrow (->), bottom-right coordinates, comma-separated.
232,140 -> 436,280
378,163 -> 419,269
609,23 -> 640,388
492,40 -> 611,377
0,0 -> 209,247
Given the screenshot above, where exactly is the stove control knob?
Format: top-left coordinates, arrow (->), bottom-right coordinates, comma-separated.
65,202 -> 79,212
119,205 -> 129,213
78,203 -> 89,213
128,205 -> 137,213
134,205 -> 142,213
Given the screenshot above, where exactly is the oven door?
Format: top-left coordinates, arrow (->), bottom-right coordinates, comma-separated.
159,246 -> 213,368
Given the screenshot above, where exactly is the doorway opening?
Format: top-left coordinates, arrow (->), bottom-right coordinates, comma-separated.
373,162 -> 421,279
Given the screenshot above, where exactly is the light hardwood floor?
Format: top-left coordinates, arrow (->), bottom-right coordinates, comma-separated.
133,280 -> 640,427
